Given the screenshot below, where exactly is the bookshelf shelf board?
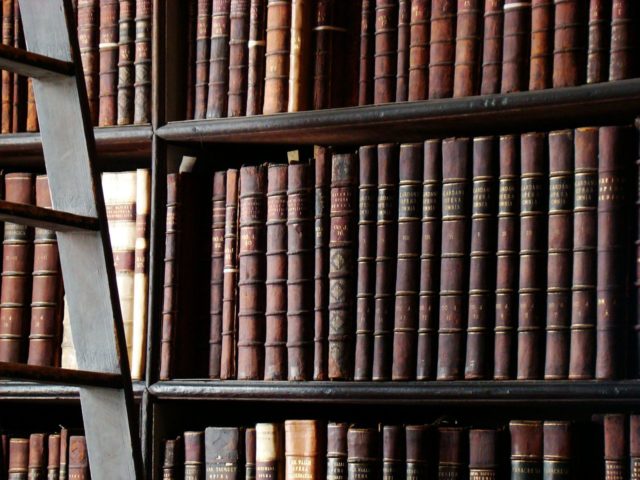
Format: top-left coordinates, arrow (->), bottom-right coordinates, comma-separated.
157,79 -> 640,146
0,380 -> 146,402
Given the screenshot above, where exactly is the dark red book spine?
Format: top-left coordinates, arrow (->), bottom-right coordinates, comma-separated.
528,0 -> 553,91
209,171 -> 227,379
117,0 -> 135,125
133,0 -> 152,124
313,0 -> 337,110
383,426 -> 404,479
407,0 -> 430,101
586,0 -> 610,84
67,437 -> 89,480
263,0 -> 291,114
438,427 -> 465,479
480,0 -> 504,95
12,3 -> 26,134
227,0 -> 250,117
185,0 -> 197,120
207,0 -> 232,118
510,421 -> 542,480
184,431 -> 204,480
246,0 -> 266,115
195,0 -> 212,119
470,429 -> 497,480
543,421 -> 571,480
47,434 -> 60,480
406,425 -> 432,479
395,0 -> 410,101
28,434 -> 45,480
358,0 -> 375,105
552,0 -> 586,88
428,0 -> 456,99
98,0 -> 119,126
501,0 -> 530,93
347,428 -> 378,480
373,0 -> 398,104
327,423 -> 347,480
453,0 -> 482,98
604,414 -> 626,480
608,0 -> 638,81
1,0 -> 13,134
246,428 -> 256,480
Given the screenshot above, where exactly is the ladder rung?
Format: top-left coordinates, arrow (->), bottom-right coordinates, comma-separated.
0,200 -> 99,232
0,44 -> 74,78
0,362 -> 122,388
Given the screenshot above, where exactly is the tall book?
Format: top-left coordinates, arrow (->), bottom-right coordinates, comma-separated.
453,0 -> 481,97
162,438 -> 180,480
78,0 -> 99,125
391,143 -> 423,381
205,427 -> 243,479
395,0 -> 410,101
98,0 -> 119,126
313,0 -> 338,109
383,425 -> 404,479
117,0 -> 135,125
195,0 -> 212,119
552,0 -> 585,87
28,434 -> 45,480
604,414 -> 626,480
543,421 -> 571,480
184,431 -> 204,479
227,0 -> 250,117
256,423 -> 283,480
501,0 -> 530,93
285,420 -> 321,480
407,0 -> 430,101
288,0 -> 312,111
1,0 -> 13,133
246,429 -> 256,480
428,0 -> 456,99
134,0 -> 152,124
68,437 -> 89,480
373,0 -> 398,104
207,0 -> 232,118
209,171 -> 227,379
406,425 -> 432,479
347,428 -> 378,480
246,0 -> 267,115
358,0 -> 375,105
586,0 -> 610,84
438,427 -> 465,479
608,0 -> 638,81
327,423 -> 347,480
528,0 -> 553,90
480,0 -> 504,95
469,429 -> 497,480
47,434 -> 60,480
509,421 -> 542,479
9,438 -> 28,480
263,0 -> 291,114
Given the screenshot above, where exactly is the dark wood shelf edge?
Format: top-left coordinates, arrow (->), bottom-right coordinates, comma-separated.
0,380 -> 147,402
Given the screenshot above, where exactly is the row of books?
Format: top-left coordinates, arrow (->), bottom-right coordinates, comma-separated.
0,170 -> 150,380
185,0 -> 639,120
159,124 -> 638,382
161,414 -> 638,480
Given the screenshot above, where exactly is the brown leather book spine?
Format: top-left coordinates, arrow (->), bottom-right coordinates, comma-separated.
265,165 -> 288,381
604,414 -> 626,480
285,420 -> 321,480
395,0 -> 410,101
596,126 -> 631,380
1,0 -> 13,134
501,0 -> 531,93
480,0 -> 504,95
494,135 -> 520,380
347,428 -> 378,480
263,0 -> 291,114
117,0 -> 135,125
12,4 -> 26,134
0,173 -> 34,363
328,153 -> 358,380
186,0 -> 197,120
437,138 -> 471,381
26,79 -> 38,133
372,143 -> 399,381
510,421 -> 542,480
544,130 -> 573,380
195,0 -> 212,119
59,428 -> 67,480
205,427 -> 242,480
608,0 -> 638,81
355,146 -> 377,381
383,426 -> 404,480
27,176 -> 63,367
543,422 -> 571,480
246,428 -> 256,480
134,0 -> 152,124
358,0 -> 375,105
406,425 -> 432,479
631,415 -> 640,480
228,0 -> 250,117
237,165 -> 267,380
465,137 -> 497,380
207,0 -> 232,118
287,163 -> 314,380
428,0 -> 456,99
246,0 -> 267,115
47,434 -> 60,480
552,0 -> 585,88
67,437 -> 89,480
391,143 -> 423,381
209,171 -> 227,379
28,434 -> 45,480
162,438 -> 179,480
313,0 -> 336,109
529,0 -> 553,90
373,0 -> 398,104
78,0 -> 99,126
453,0 -> 482,98
184,431 -> 204,480
9,438 -> 28,480
586,0 -> 610,84
221,169 -> 240,379
417,140 -> 441,380
327,423 -> 347,480
438,427 -> 465,480
256,423 -> 284,480
407,0 -> 430,102
288,0 -> 313,112
98,0 -> 119,126
470,429 -> 497,480
517,132 -> 547,380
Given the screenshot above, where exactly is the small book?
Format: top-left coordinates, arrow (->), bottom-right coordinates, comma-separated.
509,421 -> 542,479
184,431 -> 204,480
347,427 -> 378,480
469,429 -> 497,480
9,438 -> 29,480
284,420 -> 322,480
543,421 -> 571,480
28,433 -> 46,480
604,414 -> 626,480
383,425 -> 404,479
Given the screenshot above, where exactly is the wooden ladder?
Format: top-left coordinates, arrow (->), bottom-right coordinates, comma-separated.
0,0 -> 143,478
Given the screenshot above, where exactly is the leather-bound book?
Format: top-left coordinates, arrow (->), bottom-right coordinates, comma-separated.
205,427 -> 243,479
372,144 -> 399,381
246,0 -> 267,115
26,80 -> 38,133
517,132 -> 547,381
417,140 -> 441,380
509,421 -> 542,480
246,428 -> 256,480
438,427 -> 465,479
313,0 -> 336,109
265,165 -> 288,381
494,135 -> 520,380
373,0 -> 398,104
528,0 -> 553,90
608,0 -> 638,81
288,0 -> 312,111
195,0 -> 212,119
392,143 -> 423,381
314,146 -> 331,380
480,0 -> 504,95
347,428 -> 378,480
133,0 -> 152,124
406,425 -> 432,479
328,153 -> 358,380
287,163 -> 314,380
0,173 -> 34,363
285,420 -> 321,480
27,176 -> 63,367
68,437 -> 89,480
163,438 -> 181,480
383,426 -> 404,479
9,438 -> 28,480
596,126 -> 631,380
78,0 -> 99,125
207,0 -> 232,118
395,0 -> 410,101
465,137 -> 497,380
501,0 -> 530,93
604,415 -> 626,480
437,138 -> 471,381
552,0 -> 585,88
12,3 -> 26,134
568,127 -> 598,380
355,146 -> 378,381
327,423 -> 347,480
543,421 -> 571,480
185,431 -> 204,480
186,0 -> 197,120
407,0 -> 430,101
263,0 -> 291,114
117,0 -> 135,125
256,423 -> 284,480
48,434 -> 60,480
227,0 -> 250,117
98,0 -> 119,126
59,428 -> 68,480
237,165 -> 267,380
1,0 -> 13,134
221,169 -> 240,380
132,169 -> 150,378
631,415 -> 640,480
28,434 -> 45,480
453,0 -> 482,97
469,429 -> 497,480
428,0 -> 456,99
586,0 -> 610,84
358,0 -> 375,105
544,130 -> 573,380
209,171 -> 227,379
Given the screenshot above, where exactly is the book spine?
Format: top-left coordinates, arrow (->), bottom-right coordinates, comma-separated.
1,0 -> 13,134
395,0 -> 410,101
264,165 -> 288,381
288,0 -> 312,111
117,0 -> 135,125
184,431 -> 204,480
162,438 -> 179,480
328,153 -> 358,380
312,0 -> 336,109
406,425 -> 431,478
529,0 -> 553,90
67,437 -> 89,480
604,414 -> 626,480
480,0 -> 504,95
552,0 -> 585,88
12,3 -> 25,134
98,0 -> 119,126
47,434 -> 60,480
391,143 -> 423,381
287,163 -> 314,380
28,434 -> 45,480
631,415 -> 640,480
453,0 -> 482,98
437,138 -> 471,381
8,438 -> 28,480
501,0 -> 530,93
438,427 -> 464,479
228,0 -> 250,117
327,423 -> 347,480
285,420 -> 321,480
246,0 -> 267,115
341,1 -> 363,109
263,0 -> 291,114
465,137 -> 497,380
373,0 -> 398,104
358,0 -> 375,105
209,171 -> 227,379
207,0 -> 232,118
544,130 -> 573,380
609,0 -> 638,81
195,0 -> 212,119
246,428 -> 256,480
26,79 -> 37,133
256,423 -> 283,480
205,427 -> 242,480
407,0 -> 430,101
373,143 -> 399,381
543,421 -> 571,480
383,425 -> 404,479
428,0 -> 456,99
586,0 -> 610,84
637,130 -> 640,379
133,0 -> 152,124
470,429 -> 497,480
510,421 -> 542,480
58,428 -> 67,480
417,140 -> 441,380
78,0 -> 99,125
347,428 -> 378,480
354,146 -> 377,381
